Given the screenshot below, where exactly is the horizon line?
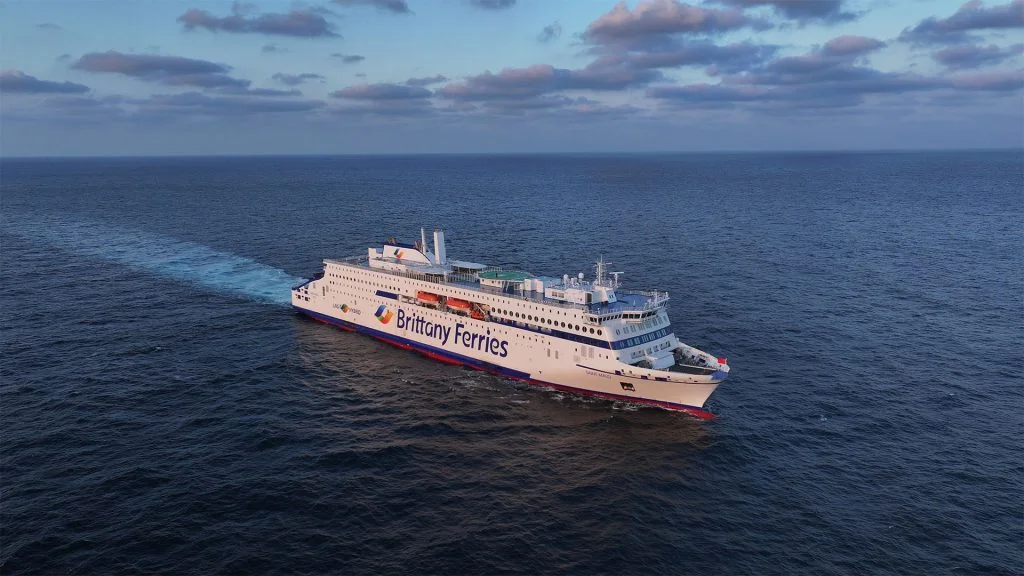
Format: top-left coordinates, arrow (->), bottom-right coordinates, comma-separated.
2,146 -> 1021,161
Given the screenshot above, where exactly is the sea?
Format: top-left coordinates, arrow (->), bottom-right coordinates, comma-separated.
1,151 -> 1021,575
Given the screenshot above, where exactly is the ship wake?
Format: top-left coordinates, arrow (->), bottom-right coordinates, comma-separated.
3,215 -> 301,305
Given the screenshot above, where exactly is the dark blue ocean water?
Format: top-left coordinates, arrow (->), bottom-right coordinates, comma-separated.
1,152 -> 1021,575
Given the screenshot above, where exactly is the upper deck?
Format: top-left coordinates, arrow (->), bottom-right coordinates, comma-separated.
324,254 -> 669,321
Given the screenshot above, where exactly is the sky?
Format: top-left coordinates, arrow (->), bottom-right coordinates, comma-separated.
1,0 -> 1022,156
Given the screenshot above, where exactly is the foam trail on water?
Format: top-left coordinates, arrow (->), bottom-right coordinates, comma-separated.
3,215 -> 304,305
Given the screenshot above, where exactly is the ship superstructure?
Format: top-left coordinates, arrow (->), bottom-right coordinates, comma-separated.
291,227 -> 729,418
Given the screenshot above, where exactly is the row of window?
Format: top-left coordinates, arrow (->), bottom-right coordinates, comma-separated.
614,314 -> 665,336
491,307 -> 604,336
620,327 -> 671,349
327,269 -> 401,295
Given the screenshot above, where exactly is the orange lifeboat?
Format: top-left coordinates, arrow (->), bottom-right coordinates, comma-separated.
417,291 -> 440,303
447,297 -> 471,310
470,309 -> 485,320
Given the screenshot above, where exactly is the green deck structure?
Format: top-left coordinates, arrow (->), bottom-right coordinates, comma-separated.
478,270 -> 532,282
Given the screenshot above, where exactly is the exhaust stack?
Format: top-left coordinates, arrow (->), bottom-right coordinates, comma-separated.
433,228 -> 447,265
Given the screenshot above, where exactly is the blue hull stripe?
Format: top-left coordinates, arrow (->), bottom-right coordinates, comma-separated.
374,290 -> 399,300
293,305 -> 713,416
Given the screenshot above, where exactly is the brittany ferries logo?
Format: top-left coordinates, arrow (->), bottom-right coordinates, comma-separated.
375,305 -> 394,324
393,248 -> 405,259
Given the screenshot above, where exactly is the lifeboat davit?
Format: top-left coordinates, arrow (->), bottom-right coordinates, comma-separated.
447,297 -> 471,310
417,291 -> 440,303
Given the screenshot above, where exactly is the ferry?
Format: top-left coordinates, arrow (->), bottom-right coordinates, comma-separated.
291,228 -> 730,419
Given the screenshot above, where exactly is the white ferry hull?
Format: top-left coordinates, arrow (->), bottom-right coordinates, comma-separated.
292,297 -> 722,419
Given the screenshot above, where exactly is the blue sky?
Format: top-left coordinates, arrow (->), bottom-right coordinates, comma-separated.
2,0 -> 1022,156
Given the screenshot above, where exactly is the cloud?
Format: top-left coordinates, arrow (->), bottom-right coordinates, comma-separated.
162,74 -> 251,89
0,70 -> 89,94
583,0 -> 768,46
486,94 -> 592,111
178,4 -> 338,37
56,53 -> 73,63
330,82 -> 433,100
711,0 -> 858,24
702,35 -> 888,86
142,91 -> 326,115
438,62 -> 661,101
727,53 -> 943,92
538,21 -> 562,43
332,0 -> 411,13
262,43 -> 287,53
900,0 -> 1024,45
331,53 -> 366,63
599,40 -> 779,73
452,95 -> 642,123
36,22 -> 63,30
646,74 -> 932,112
72,51 -> 251,90
46,95 -> 125,108
471,0 -> 517,9
217,86 -> 304,97
933,42 -> 1024,68
947,68 -> 1024,90
33,95 -> 133,123
333,100 -> 436,117
405,74 -> 448,86
648,82 -> 768,104
645,36 -> 1023,113
273,72 -> 326,86
330,81 -> 436,116
821,35 -> 886,57
21,90 -> 322,124
473,95 -> 633,118
570,1 -> 781,83
74,52 -> 228,77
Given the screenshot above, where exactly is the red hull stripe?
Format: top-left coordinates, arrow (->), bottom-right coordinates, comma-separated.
295,306 -> 715,419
